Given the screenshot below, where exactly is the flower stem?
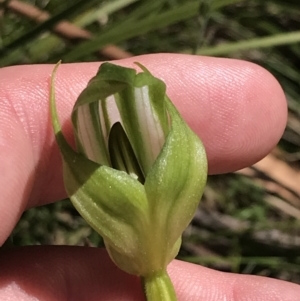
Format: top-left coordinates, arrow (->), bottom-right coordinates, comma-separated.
142,270 -> 177,301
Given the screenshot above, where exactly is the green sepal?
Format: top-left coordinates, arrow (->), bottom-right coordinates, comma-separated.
50,63 -> 149,257
144,98 -> 207,267
72,63 -> 136,110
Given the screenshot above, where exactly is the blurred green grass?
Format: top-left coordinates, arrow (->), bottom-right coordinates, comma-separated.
2,0 -> 300,284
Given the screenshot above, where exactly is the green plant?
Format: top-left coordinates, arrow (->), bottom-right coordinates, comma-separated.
50,62 -> 207,300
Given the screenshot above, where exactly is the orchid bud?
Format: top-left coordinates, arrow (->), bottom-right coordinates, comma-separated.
50,62 -> 207,301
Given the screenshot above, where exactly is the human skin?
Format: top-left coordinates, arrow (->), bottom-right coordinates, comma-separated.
0,53 -> 299,300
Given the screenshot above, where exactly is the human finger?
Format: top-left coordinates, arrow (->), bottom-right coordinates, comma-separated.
0,54 -> 286,244
0,246 -> 298,301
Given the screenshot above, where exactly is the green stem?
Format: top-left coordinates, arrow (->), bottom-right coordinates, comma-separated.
142,270 -> 177,301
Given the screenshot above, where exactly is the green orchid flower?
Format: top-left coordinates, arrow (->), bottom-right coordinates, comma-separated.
50,62 -> 207,301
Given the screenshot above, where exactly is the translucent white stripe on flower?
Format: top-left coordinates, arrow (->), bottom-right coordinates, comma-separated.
134,86 -> 165,171
104,95 -> 122,129
76,104 -> 102,164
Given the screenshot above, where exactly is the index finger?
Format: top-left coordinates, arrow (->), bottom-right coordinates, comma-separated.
0,53 -> 287,245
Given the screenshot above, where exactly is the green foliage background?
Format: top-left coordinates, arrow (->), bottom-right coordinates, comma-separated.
2,0 -> 300,284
